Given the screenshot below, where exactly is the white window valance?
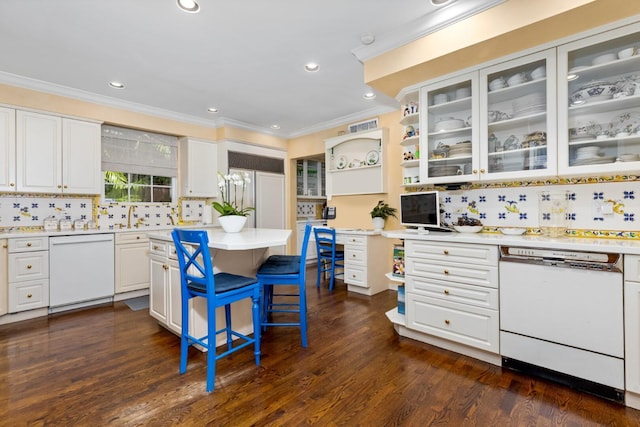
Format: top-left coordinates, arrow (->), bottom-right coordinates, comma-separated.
101,125 -> 178,177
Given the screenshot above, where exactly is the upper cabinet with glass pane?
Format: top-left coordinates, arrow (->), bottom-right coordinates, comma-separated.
557,22 -> 640,175
421,72 -> 478,184
479,49 -> 557,180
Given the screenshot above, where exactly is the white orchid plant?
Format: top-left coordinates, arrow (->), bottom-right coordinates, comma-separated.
213,172 -> 255,217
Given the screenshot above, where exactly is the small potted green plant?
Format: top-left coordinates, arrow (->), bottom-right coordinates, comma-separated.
370,200 -> 397,231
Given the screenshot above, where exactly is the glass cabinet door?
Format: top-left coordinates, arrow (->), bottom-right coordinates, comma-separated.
421,72 -> 478,184
558,22 -> 640,175
479,48 -> 557,179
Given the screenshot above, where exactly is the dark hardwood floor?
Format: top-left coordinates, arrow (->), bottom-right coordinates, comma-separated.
2,268 -> 640,426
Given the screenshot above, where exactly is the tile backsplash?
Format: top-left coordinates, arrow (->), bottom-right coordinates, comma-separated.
0,195 -> 93,229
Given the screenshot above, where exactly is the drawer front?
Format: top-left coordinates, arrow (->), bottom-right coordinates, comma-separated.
9,251 -> 49,282
406,258 -> 498,288
116,232 -> 149,245
8,236 -> 49,253
345,246 -> 366,265
340,234 -> 365,246
405,240 -> 498,266
626,255 -> 640,283
150,240 -> 169,258
406,275 -> 499,309
345,265 -> 367,287
9,279 -> 49,312
407,293 -> 499,353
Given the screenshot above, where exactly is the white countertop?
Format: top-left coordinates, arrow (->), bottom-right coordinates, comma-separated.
148,228 -> 292,250
0,224 -> 214,240
382,229 -> 640,255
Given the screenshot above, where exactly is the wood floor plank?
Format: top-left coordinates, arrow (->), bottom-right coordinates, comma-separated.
1,271 -> 640,426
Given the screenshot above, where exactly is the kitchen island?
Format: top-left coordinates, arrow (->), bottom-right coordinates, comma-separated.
147,227 -> 291,348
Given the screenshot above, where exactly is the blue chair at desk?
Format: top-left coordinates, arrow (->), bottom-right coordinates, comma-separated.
256,223 -> 312,347
171,229 -> 261,393
314,227 -> 344,291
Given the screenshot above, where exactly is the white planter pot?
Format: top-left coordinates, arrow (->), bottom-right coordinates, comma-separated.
218,215 -> 247,233
372,217 -> 385,231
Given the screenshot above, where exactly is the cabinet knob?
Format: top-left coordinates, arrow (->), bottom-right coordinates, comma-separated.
57,185 -> 62,189
163,264 -> 169,270
444,319 -> 450,325
27,293 -> 33,299
10,182 -> 14,187
352,254 -> 356,258
480,168 -> 486,174
444,289 -> 449,295
63,185 -> 68,189
153,245 -> 159,250
472,169 -> 478,174
2,244 -> 7,248
351,274 -> 356,278
136,236 -> 141,240
27,242 -> 32,247
443,249 -> 449,255
26,264 -> 32,269
444,269 -> 449,275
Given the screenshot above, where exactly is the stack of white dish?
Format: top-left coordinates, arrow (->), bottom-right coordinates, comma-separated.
573,146 -> 615,166
617,153 -> 640,162
592,53 -> 617,66
455,87 -> 471,99
489,77 -> 507,91
429,164 -> 462,177
507,72 -> 527,86
512,93 -> 545,118
448,141 -> 472,158
433,94 -> 449,105
530,65 -> 546,80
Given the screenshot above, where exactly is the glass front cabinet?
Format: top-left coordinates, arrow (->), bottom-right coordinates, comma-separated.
557,22 -> 640,175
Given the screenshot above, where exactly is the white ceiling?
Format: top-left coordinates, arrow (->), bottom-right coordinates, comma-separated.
0,0 -> 502,138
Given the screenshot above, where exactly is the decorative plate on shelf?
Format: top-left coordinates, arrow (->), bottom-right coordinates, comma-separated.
366,150 -> 380,165
336,155 -> 347,170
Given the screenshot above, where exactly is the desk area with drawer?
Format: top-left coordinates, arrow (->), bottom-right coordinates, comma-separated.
334,229 -> 388,296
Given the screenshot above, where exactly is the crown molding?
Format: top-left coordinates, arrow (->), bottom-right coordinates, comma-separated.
352,0 -> 506,62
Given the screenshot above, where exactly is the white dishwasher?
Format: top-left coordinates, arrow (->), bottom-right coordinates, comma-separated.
49,234 -> 115,312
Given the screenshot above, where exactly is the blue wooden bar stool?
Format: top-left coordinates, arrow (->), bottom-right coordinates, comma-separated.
171,229 -> 261,393
314,227 -> 344,291
256,223 -> 312,347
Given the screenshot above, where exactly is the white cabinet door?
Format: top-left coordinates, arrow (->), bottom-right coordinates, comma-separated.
115,243 -> 150,293
62,118 -> 101,194
626,281 -> 640,393
0,107 -> 16,192
149,256 -> 168,323
179,137 -> 218,198
255,172 -> 285,229
16,110 -> 62,193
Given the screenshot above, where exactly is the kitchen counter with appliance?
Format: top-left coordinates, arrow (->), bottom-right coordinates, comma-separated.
382,229 -> 640,409
147,228 -> 291,348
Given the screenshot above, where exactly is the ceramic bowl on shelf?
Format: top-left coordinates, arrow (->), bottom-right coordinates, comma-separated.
453,225 -> 483,233
592,53 -> 617,66
530,65 -> 546,80
570,81 -> 617,104
433,94 -> 449,105
434,117 -> 465,132
618,47 -> 638,59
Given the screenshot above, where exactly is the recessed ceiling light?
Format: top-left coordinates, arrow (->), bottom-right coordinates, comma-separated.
363,92 -> 376,100
271,124 -> 280,130
177,0 -> 200,13
304,63 -> 319,72
207,107 -> 218,113
430,0 -> 452,5
108,81 -> 125,89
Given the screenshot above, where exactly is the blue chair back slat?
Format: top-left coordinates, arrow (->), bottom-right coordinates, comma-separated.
313,227 -> 344,291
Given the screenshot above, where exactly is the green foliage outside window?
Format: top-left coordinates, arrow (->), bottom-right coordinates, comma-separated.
104,171 -> 173,203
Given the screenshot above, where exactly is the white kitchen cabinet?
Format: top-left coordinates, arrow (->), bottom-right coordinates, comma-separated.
398,90 -> 420,187
324,128 -> 387,198
7,236 -> 49,313
179,137 -> 218,198
625,255 -> 640,409
149,239 -> 171,324
336,232 -> 388,296
0,107 -> 16,192
115,231 -> 150,294
404,239 -> 500,359
0,239 -> 7,316
16,110 -> 101,194
557,21 -> 640,176
296,159 -> 325,197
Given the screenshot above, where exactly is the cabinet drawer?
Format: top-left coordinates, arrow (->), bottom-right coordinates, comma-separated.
116,232 -> 149,245
407,293 -> 499,353
8,236 -> 49,253
345,265 -> 367,288
406,275 -> 498,309
626,255 -> 640,283
406,258 -> 498,288
345,246 -> 366,264
337,234 -> 365,246
405,240 -> 498,266
9,251 -> 49,282
9,279 -> 49,312
150,240 -> 169,257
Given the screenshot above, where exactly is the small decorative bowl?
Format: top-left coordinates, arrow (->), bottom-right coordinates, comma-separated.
453,225 -> 483,233
499,228 -> 527,235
